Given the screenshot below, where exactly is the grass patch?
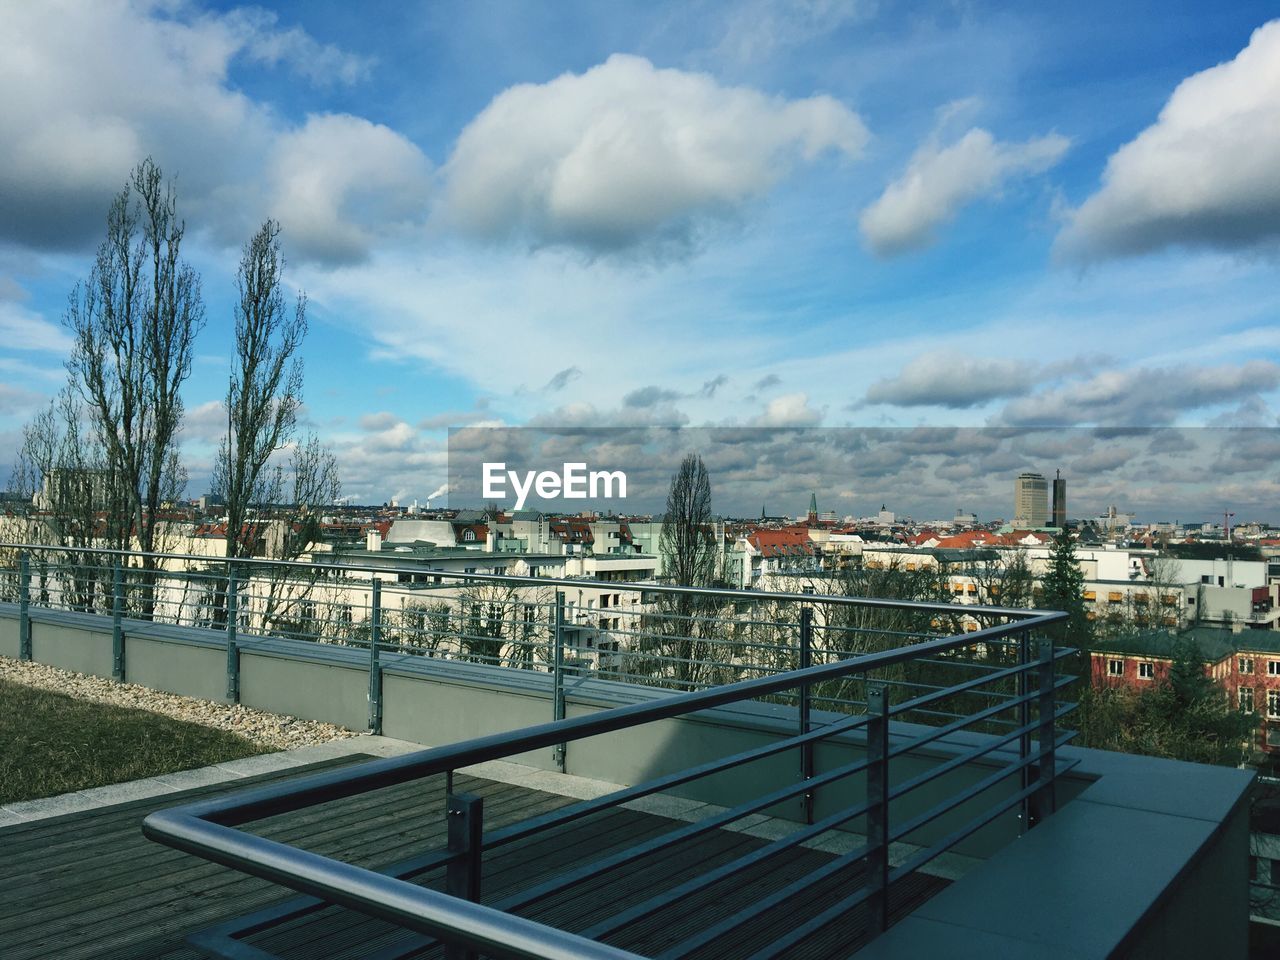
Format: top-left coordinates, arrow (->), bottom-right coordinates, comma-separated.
0,679 -> 272,805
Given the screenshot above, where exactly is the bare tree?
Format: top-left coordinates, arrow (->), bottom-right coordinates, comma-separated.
63,158 -> 204,616
253,434 -> 342,636
647,454 -> 720,686
212,220 -> 306,561
9,389 -> 123,611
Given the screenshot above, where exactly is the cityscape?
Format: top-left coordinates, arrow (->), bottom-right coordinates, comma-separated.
1,3 -> 1278,960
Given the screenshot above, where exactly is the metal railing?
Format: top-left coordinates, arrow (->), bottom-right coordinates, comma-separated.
1,543 -> 1075,957
3,543 -> 1051,735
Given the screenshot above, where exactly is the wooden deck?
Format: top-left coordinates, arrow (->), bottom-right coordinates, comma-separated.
0,757 -> 947,960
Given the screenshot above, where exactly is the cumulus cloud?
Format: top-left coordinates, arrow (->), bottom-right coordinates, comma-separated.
751,392 -> 823,427
0,1 -> 424,263
860,127 -> 1069,256
439,54 -> 868,256
265,114 -> 432,264
862,352 -> 1035,408
999,361 -> 1280,426
1057,20 -> 1280,260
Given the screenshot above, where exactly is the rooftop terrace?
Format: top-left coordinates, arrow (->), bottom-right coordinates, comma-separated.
0,544 -> 1255,958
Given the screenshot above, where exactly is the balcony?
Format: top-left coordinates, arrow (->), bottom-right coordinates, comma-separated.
0,545 -> 1254,959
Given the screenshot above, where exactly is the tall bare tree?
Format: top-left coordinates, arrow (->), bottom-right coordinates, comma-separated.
63,158 -> 204,615
647,454 -> 720,686
212,219 -> 306,561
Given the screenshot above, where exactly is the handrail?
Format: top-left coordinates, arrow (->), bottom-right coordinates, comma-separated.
0,542 -> 1051,619
3,541 -> 1071,957
137,607 -> 1068,959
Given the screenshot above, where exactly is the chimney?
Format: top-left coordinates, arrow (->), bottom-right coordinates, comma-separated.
367,528 -> 382,552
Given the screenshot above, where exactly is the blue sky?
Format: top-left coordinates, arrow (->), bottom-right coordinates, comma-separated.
1,1 -> 1278,519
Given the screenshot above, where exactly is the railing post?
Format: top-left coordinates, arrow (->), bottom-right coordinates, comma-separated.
225,565 -> 239,703
1017,627 -> 1031,835
18,551 -> 31,661
1033,637 -> 1057,825
799,605 -> 814,824
866,680 -> 890,938
445,791 -> 484,960
368,577 -> 383,735
111,561 -> 124,681
552,590 -> 566,773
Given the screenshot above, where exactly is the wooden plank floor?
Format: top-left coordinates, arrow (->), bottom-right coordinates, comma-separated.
0,758 -> 947,960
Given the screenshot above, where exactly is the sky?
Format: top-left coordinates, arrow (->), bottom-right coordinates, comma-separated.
1,1 -> 1278,522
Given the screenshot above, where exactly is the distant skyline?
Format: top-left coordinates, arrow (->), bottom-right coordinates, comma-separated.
444,427 -> 1280,525
2,2 -> 1278,511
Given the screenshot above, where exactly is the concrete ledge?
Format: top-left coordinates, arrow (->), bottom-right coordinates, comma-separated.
856,747 -> 1253,959
0,735 -> 420,825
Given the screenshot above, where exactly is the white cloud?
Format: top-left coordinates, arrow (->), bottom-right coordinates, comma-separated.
0,1 -> 418,263
999,361 -> 1280,427
863,352 -> 1034,408
439,54 -> 868,255
751,392 -> 823,427
860,127 -> 1069,256
1057,20 -> 1280,260
265,114 -> 433,264
0,297 -> 72,354
218,7 -> 374,86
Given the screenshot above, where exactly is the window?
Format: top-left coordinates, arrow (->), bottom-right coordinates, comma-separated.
1138,662 -> 1154,680
1107,659 -> 1124,677
1240,657 -> 1255,674
1270,690 -> 1280,720
1270,661 -> 1280,677
1240,687 -> 1255,712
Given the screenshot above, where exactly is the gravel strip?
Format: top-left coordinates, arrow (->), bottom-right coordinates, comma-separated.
0,656 -> 361,750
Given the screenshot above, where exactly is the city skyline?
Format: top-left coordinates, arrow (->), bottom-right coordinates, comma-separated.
1,2 -> 1278,508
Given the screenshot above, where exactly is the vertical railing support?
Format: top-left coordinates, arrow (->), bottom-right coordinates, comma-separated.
225,565 -> 240,703
866,680 -> 890,938
1033,637 -> 1057,825
552,590 -> 566,773
368,578 -> 383,734
799,605 -> 814,824
17,555 -> 31,660
1017,627 -> 1031,835
111,561 -> 124,681
18,552 -> 31,660
445,791 -> 484,960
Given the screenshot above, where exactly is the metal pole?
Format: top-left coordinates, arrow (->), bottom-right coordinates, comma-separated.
226,565 -> 239,702
445,792 -> 484,960
799,605 -> 814,824
368,578 -> 383,735
18,552 -> 31,660
866,681 -> 890,938
553,590 -> 566,773
1034,637 -> 1057,825
1017,627 -> 1030,835
111,561 -> 124,681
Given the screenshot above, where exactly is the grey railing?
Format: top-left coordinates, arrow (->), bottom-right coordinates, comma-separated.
2,542 -> 1054,737
2,543 -> 1074,957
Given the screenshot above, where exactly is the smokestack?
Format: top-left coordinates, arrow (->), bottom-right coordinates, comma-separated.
367,528 -> 382,552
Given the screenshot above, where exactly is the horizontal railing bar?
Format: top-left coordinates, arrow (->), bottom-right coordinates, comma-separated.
143,616 -> 1061,828
2,543 -> 1059,620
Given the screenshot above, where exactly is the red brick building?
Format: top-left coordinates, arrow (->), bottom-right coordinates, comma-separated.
1091,627 -> 1280,751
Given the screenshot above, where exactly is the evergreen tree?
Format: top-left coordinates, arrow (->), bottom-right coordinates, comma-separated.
1040,527 -> 1090,650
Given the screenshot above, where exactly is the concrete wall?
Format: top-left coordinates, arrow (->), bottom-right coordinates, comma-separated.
0,602 -> 1067,857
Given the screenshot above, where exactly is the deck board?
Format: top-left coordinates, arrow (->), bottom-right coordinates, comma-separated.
0,758 -> 948,959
